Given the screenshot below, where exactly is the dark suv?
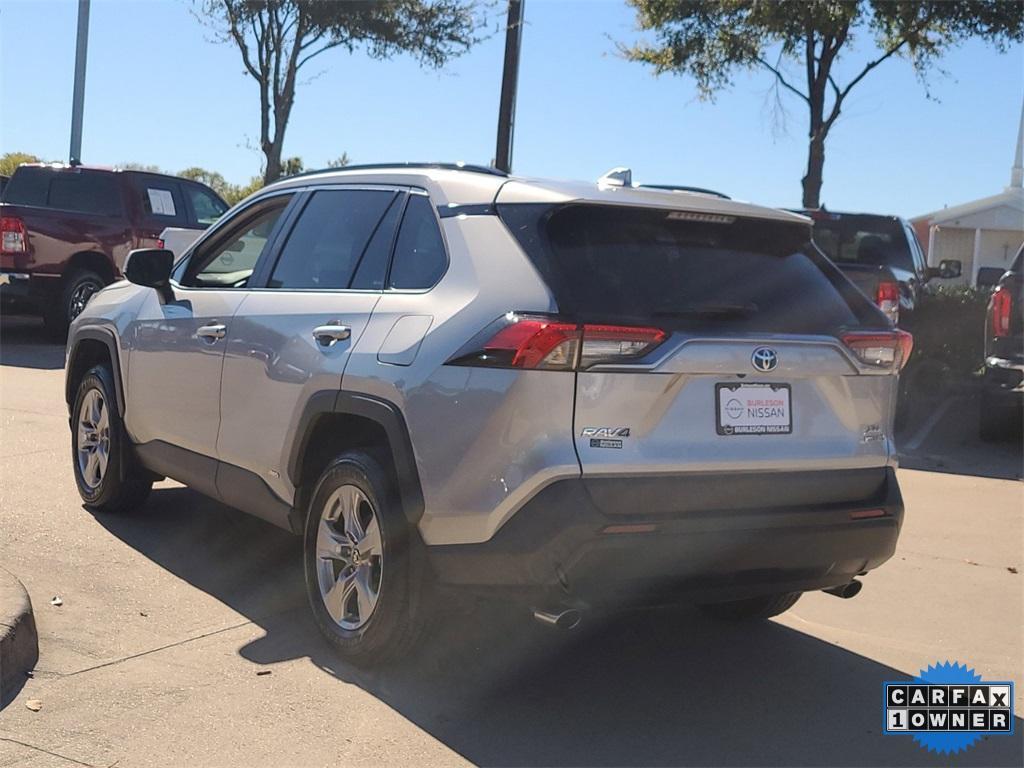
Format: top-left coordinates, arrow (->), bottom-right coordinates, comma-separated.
980,244 -> 1023,441
0,164 -> 227,335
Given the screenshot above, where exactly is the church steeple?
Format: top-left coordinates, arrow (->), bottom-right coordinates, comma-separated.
1011,97 -> 1023,189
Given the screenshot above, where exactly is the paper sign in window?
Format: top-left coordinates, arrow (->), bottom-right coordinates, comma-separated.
147,188 -> 176,216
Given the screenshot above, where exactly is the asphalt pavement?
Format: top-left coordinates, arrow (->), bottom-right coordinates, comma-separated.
1,315 -> 1021,767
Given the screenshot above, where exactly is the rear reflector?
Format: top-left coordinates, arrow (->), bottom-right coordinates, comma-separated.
841,330 -> 913,371
849,508 -> 887,520
875,280 -> 900,325
448,314 -> 667,371
990,287 -> 1012,338
0,217 -> 27,254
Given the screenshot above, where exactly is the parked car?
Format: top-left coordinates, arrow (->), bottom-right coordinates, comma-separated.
65,163 -> 909,663
799,209 -> 959,326
980,244 -> 1023,441
0,164 -> 227,336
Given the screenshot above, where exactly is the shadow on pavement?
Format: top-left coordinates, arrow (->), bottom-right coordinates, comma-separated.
94,485 -> 1024,768
0,314 -> 65,370
896,392 -> 1022,481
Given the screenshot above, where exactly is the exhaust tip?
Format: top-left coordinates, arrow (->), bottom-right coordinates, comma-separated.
533,607 -> 582,630
823,579 -> 862,599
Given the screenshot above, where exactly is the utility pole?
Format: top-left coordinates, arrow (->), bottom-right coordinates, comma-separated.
69,0 -> 91,166
494,0 -> 524,173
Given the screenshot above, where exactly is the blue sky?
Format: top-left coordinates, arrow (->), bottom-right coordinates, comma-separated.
1,0 -> 1021,218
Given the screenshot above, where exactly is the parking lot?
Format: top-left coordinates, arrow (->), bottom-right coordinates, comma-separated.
1,314 -> 1022,767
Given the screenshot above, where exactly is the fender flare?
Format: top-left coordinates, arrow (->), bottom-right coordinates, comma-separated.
65,327 -> 126,417
288,391 -> 425,526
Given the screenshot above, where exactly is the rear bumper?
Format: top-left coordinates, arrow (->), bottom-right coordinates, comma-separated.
426,467 -> 903,605
983,356 -> 1024,399
0,271 -> 55,312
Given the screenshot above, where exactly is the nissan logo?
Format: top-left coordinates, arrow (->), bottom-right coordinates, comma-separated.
751,347 -> 778,372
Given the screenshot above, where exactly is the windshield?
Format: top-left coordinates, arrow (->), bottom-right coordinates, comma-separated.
808,215 -> 914,272
501,203 -> 878,334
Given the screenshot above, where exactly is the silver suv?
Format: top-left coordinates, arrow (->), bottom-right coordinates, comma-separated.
65,163 -> 909,662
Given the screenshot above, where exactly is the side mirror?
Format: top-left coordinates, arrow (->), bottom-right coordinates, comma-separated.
125,248 -> 174,290
927,259 -> 962,280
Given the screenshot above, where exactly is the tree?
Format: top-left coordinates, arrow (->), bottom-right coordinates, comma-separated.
179,166 -> 231,197
623,1 -> 1024,208
0,152 -> 42,176
326,152 -> 351,168
201,0 -> 481,185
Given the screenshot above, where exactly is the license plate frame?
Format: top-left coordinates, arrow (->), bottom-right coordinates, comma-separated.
715,382 -> 792,436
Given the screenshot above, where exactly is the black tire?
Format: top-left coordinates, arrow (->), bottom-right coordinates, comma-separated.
71,365 -> 152,512
700,591 -> 801,621
45,269 -> 106,340
303,451 -> 428,665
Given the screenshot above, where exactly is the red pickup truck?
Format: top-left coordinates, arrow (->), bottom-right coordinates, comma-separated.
0,164 -> 227,336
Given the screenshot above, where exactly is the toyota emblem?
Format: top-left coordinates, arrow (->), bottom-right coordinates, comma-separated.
751,347 -> 778,372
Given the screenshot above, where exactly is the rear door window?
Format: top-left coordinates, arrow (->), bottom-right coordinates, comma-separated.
387,194 -> 448,290
501,203 -> 872,333
134,176 -> 187,227
268,189 -> 397,290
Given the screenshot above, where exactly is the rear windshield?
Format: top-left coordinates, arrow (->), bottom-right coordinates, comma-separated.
3,167 -> 122,217
808,215 -> 913,272
499,203 -> 879,334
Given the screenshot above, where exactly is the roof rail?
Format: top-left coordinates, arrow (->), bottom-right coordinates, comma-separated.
637,184 -> 731,200
283,162 -> 508,181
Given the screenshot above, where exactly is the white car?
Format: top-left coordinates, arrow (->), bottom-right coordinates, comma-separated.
158,226 -> 207,258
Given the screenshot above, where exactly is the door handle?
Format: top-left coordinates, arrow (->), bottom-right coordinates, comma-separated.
312,324 -> 351,347
197,323 -> 227,341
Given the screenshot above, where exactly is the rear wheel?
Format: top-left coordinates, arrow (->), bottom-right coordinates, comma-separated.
303,452 -> 427,665
45,269 -> 105,339
71,365 -> 152,512
700,591 -> 801,621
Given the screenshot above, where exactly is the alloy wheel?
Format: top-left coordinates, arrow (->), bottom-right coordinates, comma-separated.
315,484 -> 384,630
76,388 -> 110,490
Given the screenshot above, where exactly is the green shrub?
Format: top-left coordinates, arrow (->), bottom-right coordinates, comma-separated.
902,285 -> 991,378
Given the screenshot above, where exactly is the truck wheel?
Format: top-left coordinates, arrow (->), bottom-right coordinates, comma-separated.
303,452 -> 428,665
45,269 -> 105,340
71,365 -> 152,512
700,592 -> 801,621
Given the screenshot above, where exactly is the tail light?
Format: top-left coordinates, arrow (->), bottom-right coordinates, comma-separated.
156,238 -> 165,250
841,330 -> 913,371
448,313 -> 667,371
0,217 -> 27,254
990,287 -> 1012,338
875,280 -> 900,324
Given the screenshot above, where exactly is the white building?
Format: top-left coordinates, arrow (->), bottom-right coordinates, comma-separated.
912,102 -> 1024,286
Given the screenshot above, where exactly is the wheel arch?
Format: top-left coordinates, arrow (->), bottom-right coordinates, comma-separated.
288,391 -> 425,533
66,250 -> 116,284
66,328 -> 126,417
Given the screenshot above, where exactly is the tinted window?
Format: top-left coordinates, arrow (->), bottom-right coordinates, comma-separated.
4,168 -> 122,216
136,177 -> 186,226
351,193 -> 404,290
185,183 -> 228,226
2,167 -> 49,206
810,216 -> 914,272
388,194 -> 447,290
501,203 -> 871,334
269,190 -> 395,290
182,197 -> 290,288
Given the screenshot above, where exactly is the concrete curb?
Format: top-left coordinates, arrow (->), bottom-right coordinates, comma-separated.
0,568 -> 38,707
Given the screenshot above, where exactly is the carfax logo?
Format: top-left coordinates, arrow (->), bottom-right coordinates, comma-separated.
884,661 -> 1015,754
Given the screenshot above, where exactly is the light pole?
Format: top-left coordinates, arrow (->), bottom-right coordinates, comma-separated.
494,0 -> 524,173
69,0 -> 91,166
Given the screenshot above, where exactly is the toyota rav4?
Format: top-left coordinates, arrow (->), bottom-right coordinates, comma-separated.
65,163 -> 909,663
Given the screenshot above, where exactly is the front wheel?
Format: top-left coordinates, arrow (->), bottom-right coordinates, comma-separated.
303,452 -> 427,665
700,592 -> 801,621
71,365 -> 152,512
